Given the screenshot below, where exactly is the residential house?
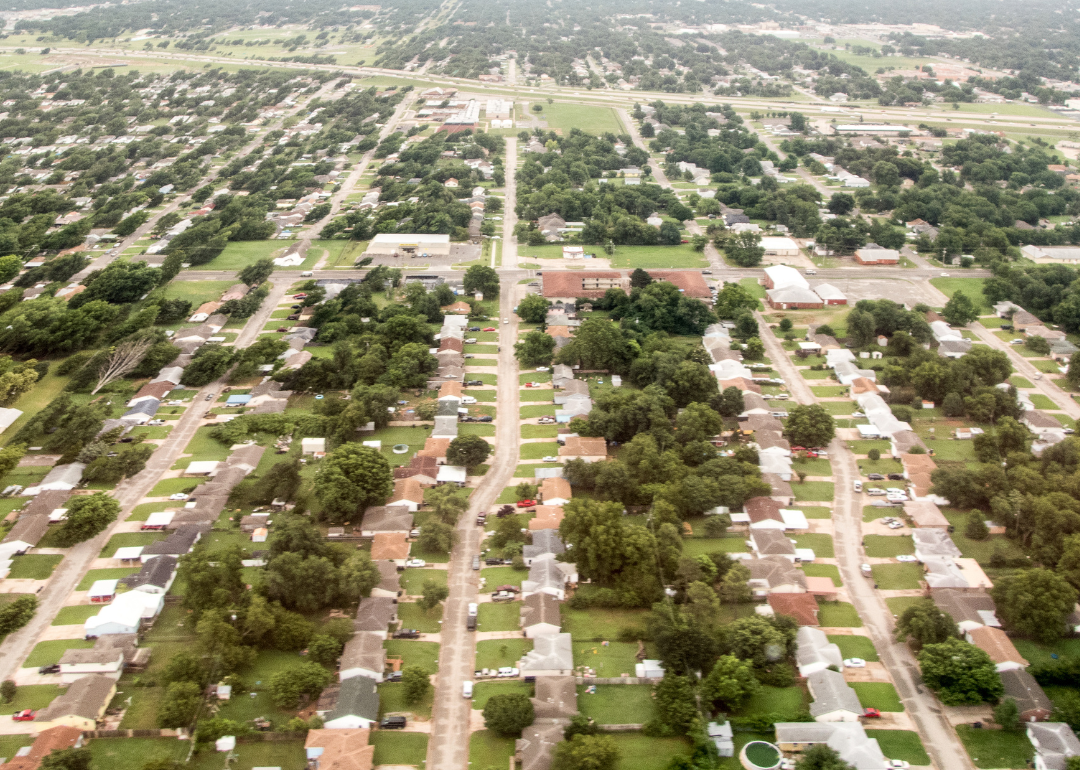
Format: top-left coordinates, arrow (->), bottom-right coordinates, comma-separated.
393,456 -> 439,486
84,591 -> 163,637
371,561 -> 401,599
33,675 -> 116,731
523,530 -> 566,566
304,729 -> 374,770
2,727 -> 84,770
522,555 -> 568,600
773,723 -> 887,769
1001,669 -> 1053,722
516,722 -> 566,770
417,437 -> 451,464
141,524 -> 206,562
912,529 -> 961,562
767,593 -> 821,626
25,463 -> 85,495
746,556 -> 809,597
339,631 -> 386,682
354,597 -> 398,638
807,669 -> 863,722
530,676 -> 578,719
360,506 -> 413,537
1027,722 -> 1080,770
931,588 -> 1002,632
321,675 -> 380,729
370,533 -> 410,565
387,478 -> 424,511
539,477 -> 571,507
966,626 -> 1029,672
796,627 -> 843,677
119,555 -> 177,595
521,592 -> 561,638
58,635 -> 140,684
517,633 -> 574,676
558,436 -> 607,462
904,501 -> 950,530
751,529 -> 797,560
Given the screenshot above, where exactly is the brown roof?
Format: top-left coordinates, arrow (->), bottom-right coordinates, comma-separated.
521,592 -> 561,630
546,326 -> 571,338
542,271 -> 625,299
559,436 -> 607,458
340,631 -> 386,675
19,490 -> 72,518
646,270 -> 712,299
194,301 -> 223,315
850,377 -> 878,395
904,500 -> 949,529
36,675 -> 114,723
304,729 -> 374,770
439,381 -> 463,398
134,380 -> 175,402
902,453 -> 938,497
389,478 -> 423,505
717,377 -> 761,394
967,626 -> 1028,667
531,676 -> 578,719
540,477 -> 571,502
371,532 -> 410,561
393,456 -> 439,482
375,560 -> 400,594
417,437 -> 451,459
361,505 -> 413,532
767,593 -> 820,626
442,301 -> 471,314
745,497 -> 783,524
439,337 -> 464,353
529,506 -> 564,531
4,513 -> 49,547
3,727 -> 82,770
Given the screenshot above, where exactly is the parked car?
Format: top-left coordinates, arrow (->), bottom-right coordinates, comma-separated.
517,499 -> 537,507
38,664 -> 60,674
465,338 -> 477,344
466,616 -> 477,631
863,708 -> 881,718
479,415 -> 493,422
541,456 -> 559,463
896,555 -> 918,563
861,564 -> 873,576
888,762 -> 910,769
483,327 -> 496,332
466,380 -> 483,386
535,367 -> 550,372
867,473 -> 885,480
853,481 -> 862,493
844,658 -> 867,668
468,327 -> 481,332
380,716 -> 407,730
476,514 -> 487,526
12,710 -> 35,722
405,559 -> 426,568
497,667 -> 519,678
887,473 -> 904,481
867,488 -> 886,496
468,603 -> 478,617
492,591 -> 516,602
293,293 -> 307,299
393,629 -> 420,639
386,671 -> 403,682
472,556 -> 481,570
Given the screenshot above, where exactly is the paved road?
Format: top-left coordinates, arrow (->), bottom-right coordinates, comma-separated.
426,277 -> 522,770
501,137 -> 518,269
756,314 -> 975,770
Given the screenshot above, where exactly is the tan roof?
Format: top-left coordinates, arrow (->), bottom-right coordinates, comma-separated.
559,436 -> 607,458
531,676 -> 578,719
542,271 -> 625,299
904,500 -> 949,529
546,326 -> 571,338
968,626 -> 1028,667
767,593 -> 820,626
371,532 -> 410,561
134,380 -> 176,402
850,377 -> 878,394
36,675 -> 114,723
717,377 -> 761,394
902,453 -> 938,497
417,437 -> 451,459
540,477 -> 571,502
304,729 -> 374,770
3,727 -> 82,770
389,478 -> 423,505
647,270 -> 712,299
745,497 -> 783,524
442,301 -> 471,314
529,506 -> 564,531
439,381 -> 463,398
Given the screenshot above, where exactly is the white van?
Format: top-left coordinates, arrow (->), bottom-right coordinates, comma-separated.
853,480 -> 862,493
468,603 -> 478,617
301,271 -> 313,277
463,681 -> 473,698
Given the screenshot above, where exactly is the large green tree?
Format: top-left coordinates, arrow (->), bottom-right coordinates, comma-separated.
894,598 -> 958,650
463,265 -> 499,297
515,330 -> 557,367
483,693 -> 535,736
943,290 -> 980,326
447,434 -> 492,468
315,443 -> 393,524
517,293 -> 550,324
552,734 -> 620,770
991,568 -> 1079,642
785,404 -> 836,448
54,492 -> 119,547
701,654 -> 760,711
917,638 -> 1003,705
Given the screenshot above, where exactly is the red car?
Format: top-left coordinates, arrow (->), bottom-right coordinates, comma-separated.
482,327 -> 496,332
863,708 -> 881,719
293,293 -> 307,299
792,446 -> 806,452
12,710 -> 35,721
517,499 -> 536,507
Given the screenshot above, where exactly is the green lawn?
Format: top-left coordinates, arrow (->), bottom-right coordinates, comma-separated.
0,684 -> 62,715
796,506 -> 833,519
396,601 -> 443,634
682,535 -> 749,557
817,602 -> 862,627
480,566 -> 525,593
793,482 -> 835,502
521,424 -> 559,439
370,732 -> 428,766
538,103 -> 623,135
383,640 -> 439,673
472,681 -> 534,710
23,639 -> 96,668
513,462 -> 563,478
871,563 -> 924,590
0,736 -> 35,761
519,441 -> 559,459
801,563 -> 842,587
379,680 -> 433,719
160,280 -> 235,308
6,554 -> 63,580
469,731 -> 516,770
740,277 -> 766,301
88,738 -> 187,770
477,601 -> 521,632
942,510 -> 1027,565
1029,393 -> 1059,410
955,725 -> 1034,769
1013,637 -> 1080,668
52,604 -> 105,626
77,568 -> 138,590
828,634 -> 878,662
885,596 -> 927,618
852,682 -> 903,711
520,404 -> 556,418
147,476 -> 205,497
99,532 -> 167,558
196,240 -> 289,271
811,386 -> 848,397
401,567 -> 447,595
578,684 -> 656,725
864,535 -> 915,557
610,735 -> 692,770
930,277 -> 992,311
572,640 -> 640,676
794,533 -> 834,558
738,685 -> 808,720
867,730 -> 931,765
475,639 -> 532,671
561,606 -> 649,641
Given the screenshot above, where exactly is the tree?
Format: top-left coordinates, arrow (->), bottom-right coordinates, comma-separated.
743,337 -> 765,360
725,231 -> 765,267
426,484 -> 470,525
40,749 -> 91,770
701,654 -> 760,710
418,579 -> 449,611
268,662 -> 332,708
0,443 -> 25,480
716,386 -> 744,418
483,693 -> 535,736
895,598 -> 957,649
992,568 -> 1078,642
994,697 -> 1020,732
659,222 -> 682,245
417,521 -> 454,553
180,344 -> 235,386
157,681 -> 202,728
942,392 -> 965,417
846,308 -> 876,347
264,553 -> 340,612
0,255 -> 21,284
827,193 -> 855,216
650,673 -> 698,735
307,635 -> 344,666
337,551 -> 381,602
943,291 -> 979,326
463,265 -> 499,298
917,638 -> 1003,705
718,563 -> 752,604
867,448 -> 881,461
0,680 -> 15,704
724,615 -> 795,668
552,735 -> 620,770
402,665 -> 431,705
238,258 -> 274,286
447,434 -> 492,468
872,161 -> 901,188
515,331 -> 556,367
713,283 -> 759,320
1069,351 -> 1080,389
630,268 -> 652,288
965,511 -> 990,540
91,336 -> 154,395
517,293 -> 550,324
315,444 -> 393,524
0,365 -> 38,407
795,745 -> 855,770
53,492 -> 119,547
785,404 -> 835,448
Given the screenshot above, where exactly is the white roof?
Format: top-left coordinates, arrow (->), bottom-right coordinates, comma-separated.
362,440 -> 382,449
186,460 -> 221,475
88,579 -> 119,598
145,511 -> 175,527
763,265 -> 808,290
113,546 -> 144,560
302,437 -> 326,450
436,466 -> 467,483
813,283 -> 846,301
760,236 -> 799,251
371,233 -> 450,245
780,509 -> 809,530
856,424 -> 881,438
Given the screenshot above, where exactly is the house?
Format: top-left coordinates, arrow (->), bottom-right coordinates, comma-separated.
751,529 -> 797,560
371,533 -> 410,565
551,365 -> 575,389
767,286 -> 824,310
541,271 -> 626,301
904,500 -> 949,529
763,265 -> 808,291
84,590 -> 164,637
531,676 -> 578,719
25,463 -> 85,495
539,477 -> 571,507
767,593 -> 820,626
521,592 -> 561,637
302,437 -> 326,455
746,556 -> 808,596
760,237 -> 801,257
813,284 -> 847,305
524,529 -> 566,566
417,437 -> 451,464
773,722 -> 887,768
707,722 -> 735,758
58,634 -> 139,683
33,675 -> 116,731
529,505 -> 564,531
912,529 -> 961,561
322,675 -> 380,729
902,453 -> 938,499
518,632 -> 574,676
646,270 -> 712,300
796,627 -> 843,677
931,588 -> 1001,632
141,524 -> 206,561
339,632 -> 386,682
354,597 -> 398,638
436,465 -> 467,486
1027,722 -> 1080,770
516,722 -> 566,770
522,555 -> 568,600
360,506 -> 413,537
304,728 -> 374,770
559,436 -> 607,462
119,555 -> 178,595
966,626 -> 1029,672
807,669 -> 863,722
1001,669 -> 1053,722
371,562 -> 401,599
854,245 -> 900,265
387,478 -> 423,511
2,726 -> 83,770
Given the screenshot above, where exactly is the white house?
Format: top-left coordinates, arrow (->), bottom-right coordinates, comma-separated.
796,627 -> 843,678
807,669 -> 863,722
84,591 -> 164,637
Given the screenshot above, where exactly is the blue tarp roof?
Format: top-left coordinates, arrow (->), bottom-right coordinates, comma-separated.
226,395 -> 252,405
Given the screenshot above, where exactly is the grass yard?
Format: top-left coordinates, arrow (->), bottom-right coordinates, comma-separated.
797,506 -> 833,519
682,535 -> 749,557
930,277 -> 991,311
828,634 -> 879,662
190,740 -> 305,770
791,457 -> 832,476
397,600 -> 442,630
560,606 -> 649,641
116,686 -> 164,729
1029,393 -> 1059,410
871,563 -> 925,590
811,386 -> 848,397
942,510 -> 1028,565
852,682 -> 903,711
472,681 -> 533,710
885,596 -> 927,618
383,640 -> 439,673
477,601 -> 521,632
379,680 -> 433,719
539,103 -> 623,135
955,725 -> 1034,769
519,442 -> 560,460
469,731 -> 516,770
793,482 -> 835,502
401,567 -> 447,596
196,240 -> 288,271
88,738 -> 187,770
0,736 -> 35,760
794,533 -> 834,558
866,730 -> 931,765
817,601 -> 862,627
52,604 -> 105,626
479,566 -> 525,593
6,554 -> 63,580
370,733 -> 428,766
520,404 -> 557,418
160,280 -> 235,308
76,568 -> 138,590
801,563 -> 842,587
864,535 -> 914,557
578,684 -> 656,725
609,735 -> 692,770
521,424 -> 559,439
23,639 -> 96,668
475,639 -> 532,671
147,476 -> 204,498
572,641 -> 640,676
99,532 -> 167,558
1013,637 -> 1080,668
738,685 -> 809,720
0,684 -> 62,715
513,462 -> 563,478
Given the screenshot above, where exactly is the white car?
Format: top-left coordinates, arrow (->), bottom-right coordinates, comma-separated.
889,762 -> 910,769
940,272 -> 950,277
896,555 -> 918,563
497,667 -> 519,677
867,488 -> 886,496
542,456 -> 559,462
888,521 -> 904,529
169,493 -> 189,501
844,658 -> 867,668
535,367 -> 550,372
405,559 -> 426,568
461,396 -> 477,405
465,338 -> 477,344
1010,339 -> 1025,345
